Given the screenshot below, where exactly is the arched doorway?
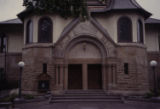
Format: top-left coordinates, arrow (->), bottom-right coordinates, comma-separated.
64,36 -> 107,90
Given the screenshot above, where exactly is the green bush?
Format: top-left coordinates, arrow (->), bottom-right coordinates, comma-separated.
23,94 -> 34,100
144,89 -> 160,98
0,94 -> 34,103
0,94 -> 17,102
144,92 -> 154,99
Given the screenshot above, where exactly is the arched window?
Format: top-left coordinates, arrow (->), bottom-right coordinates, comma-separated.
38,17 -> 52,43
26,20 -> 33,44
137,20 -> 144,43
118,17 -> 132,42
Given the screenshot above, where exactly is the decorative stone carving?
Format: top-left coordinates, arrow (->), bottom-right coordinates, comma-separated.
73,21 -> 98,35
53,19 -> 117,58
68,42 -> 102,59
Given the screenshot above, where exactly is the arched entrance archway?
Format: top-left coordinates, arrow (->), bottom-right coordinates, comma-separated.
64,36 -> 107,90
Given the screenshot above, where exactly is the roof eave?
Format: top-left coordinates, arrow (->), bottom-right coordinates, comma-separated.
91,8 -> 152,19
17,8 -> 33,21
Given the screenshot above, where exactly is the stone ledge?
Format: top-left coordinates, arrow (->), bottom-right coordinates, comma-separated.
117,43 -> 146,49
23,43 -> 53,50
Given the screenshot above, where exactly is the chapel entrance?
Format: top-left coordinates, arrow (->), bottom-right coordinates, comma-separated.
68,64 -> 82,89
65,38 -> 106,90
88,64 -> 102,89
67,64 -> 102,90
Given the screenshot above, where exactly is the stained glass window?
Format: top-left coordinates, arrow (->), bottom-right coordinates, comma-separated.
38,17 -> 52,43
118,17 -> 132,42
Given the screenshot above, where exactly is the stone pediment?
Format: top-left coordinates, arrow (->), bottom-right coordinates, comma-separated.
54,18 -> 117,58
72,20 -> 98,35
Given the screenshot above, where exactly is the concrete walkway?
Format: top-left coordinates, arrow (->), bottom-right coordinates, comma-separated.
14,101 -> 160,109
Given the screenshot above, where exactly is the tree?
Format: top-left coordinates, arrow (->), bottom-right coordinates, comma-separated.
23,0 -> 88,19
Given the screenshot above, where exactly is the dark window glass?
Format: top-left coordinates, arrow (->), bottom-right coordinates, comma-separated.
0,68 -> 4,80
38,17 -> 52,43
137,20 -> 144,43
43,63 -> 47,73
124,63 -> 129,74
158,35 -> 160,51
0,68 -> 4,75
118,17 -> 132,42
0,33 -> 7,53
26,20 -> 33,44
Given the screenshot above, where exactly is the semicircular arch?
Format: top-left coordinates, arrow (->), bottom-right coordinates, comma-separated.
64,35 -> 108,60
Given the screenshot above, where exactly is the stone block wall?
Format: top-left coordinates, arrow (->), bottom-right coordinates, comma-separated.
108,44 -> 150,94
22,44 -> 55,94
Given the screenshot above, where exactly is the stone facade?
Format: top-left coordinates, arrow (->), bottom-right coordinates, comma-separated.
20,18 -> 150,95
1,0 -> 160,96
22,44 -> 54,94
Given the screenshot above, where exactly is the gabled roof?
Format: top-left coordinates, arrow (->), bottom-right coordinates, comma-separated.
92,0 -> 151,18
145,18 -> 160,24
110,0 -> 142,10
0,18 -> 22,24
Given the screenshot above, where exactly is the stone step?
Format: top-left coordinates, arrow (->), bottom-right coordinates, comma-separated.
49,90 -> 122,103
50,98 -> 123,103
65,93 -> 107,95
65,90 -> 106,94
51,97 -> 121,100
53,94 -> 121,98
52,94 -> 121,98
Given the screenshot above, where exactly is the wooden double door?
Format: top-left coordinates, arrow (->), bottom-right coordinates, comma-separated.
68,64 -> 102,90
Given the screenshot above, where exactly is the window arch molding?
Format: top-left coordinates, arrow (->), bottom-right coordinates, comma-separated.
137,19 -> 144,43
117,16 -> 133,43
26,20 -> 33,44
38,17 -> 53,43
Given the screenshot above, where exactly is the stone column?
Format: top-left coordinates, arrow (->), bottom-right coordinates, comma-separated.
112,64 -> 117,85
107,64 -> 117,90
105,65 -> 109,90
56,65 -> 59,87
102,64 -> 107,90
60,64 -> 64,90
83,64 -> 88,90
64,64 -> 68,90
108,64 -> 112,90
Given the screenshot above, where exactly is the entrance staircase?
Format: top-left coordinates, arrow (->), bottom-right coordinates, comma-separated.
49,90 -> 123,103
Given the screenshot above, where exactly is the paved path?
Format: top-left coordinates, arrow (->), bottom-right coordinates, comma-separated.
14,101 -> 160,109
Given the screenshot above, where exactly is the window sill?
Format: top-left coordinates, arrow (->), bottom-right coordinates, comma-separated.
24,43 -> 53,49
117,42 -> 146,48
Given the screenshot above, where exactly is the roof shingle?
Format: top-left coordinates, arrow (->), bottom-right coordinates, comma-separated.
0,18 -> 22,24
145,18 -> 160,24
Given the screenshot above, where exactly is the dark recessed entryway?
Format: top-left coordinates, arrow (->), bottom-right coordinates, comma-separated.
68,64 -> 82,89
88,64 -> 102,89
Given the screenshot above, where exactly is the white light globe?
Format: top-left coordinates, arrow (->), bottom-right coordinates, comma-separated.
150,60 -> 158,67
18,61 -> 25,67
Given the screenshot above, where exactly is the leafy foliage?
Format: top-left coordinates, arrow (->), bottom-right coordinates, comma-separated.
23,0 -> 88,19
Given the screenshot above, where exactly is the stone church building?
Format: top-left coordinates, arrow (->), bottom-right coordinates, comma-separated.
0,0 -> 160,95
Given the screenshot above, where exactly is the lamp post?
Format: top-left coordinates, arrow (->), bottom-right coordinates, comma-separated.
150,60 -> 158,96
17,61 -> 25,99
